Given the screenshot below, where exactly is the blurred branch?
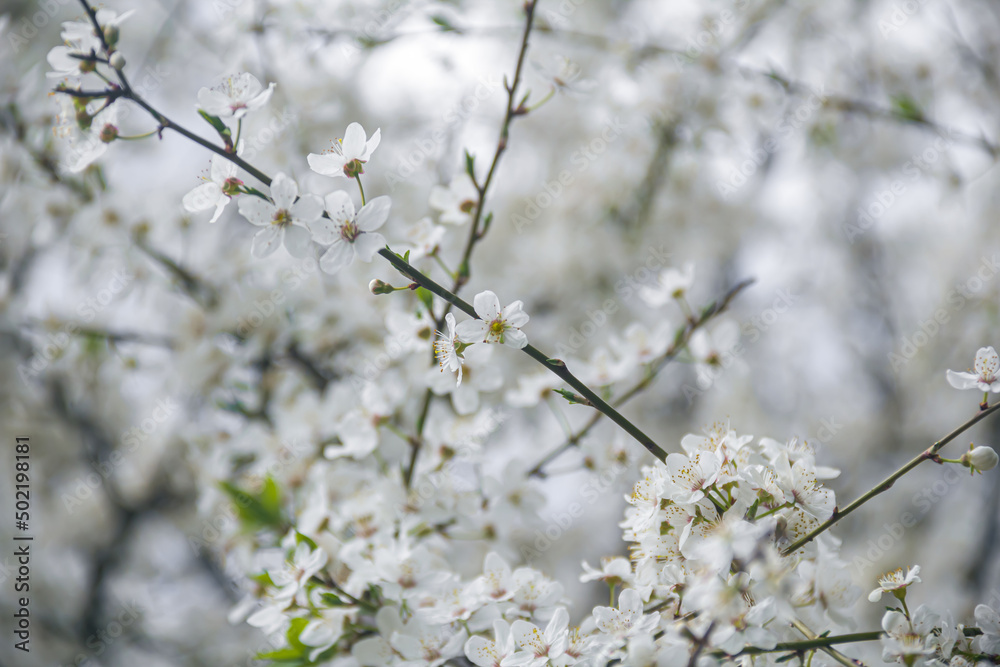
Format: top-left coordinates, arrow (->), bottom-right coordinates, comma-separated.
527,278 -> 754,477
379,247 -> 669,464
134,235 -> 219,308
0,101 -> 94,201
407,0 -> 540,486
19,320 -> 176,348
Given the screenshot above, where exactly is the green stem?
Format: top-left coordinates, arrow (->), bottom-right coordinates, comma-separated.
356,175 -> 366,206
70,0 -> 273,187
781,401 -> 1000,556
754,502 -> 793,519
430,251 -> 456,280
407,0 -> 539,483
719,631 -> 883,657
117,130 -> 159,140
377,246 -> 669,463
525,278 -> 753,477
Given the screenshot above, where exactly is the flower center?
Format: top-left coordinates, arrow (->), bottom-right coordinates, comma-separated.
221,177 -> 243,197
459,199 -> 476,213
271,208 -> 292,227
489,319 -> 506,336
339,219 -> 360,242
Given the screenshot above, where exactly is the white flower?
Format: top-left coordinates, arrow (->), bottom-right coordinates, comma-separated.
465,620 -> 515,667
434,313 -> 465,386
507,607 -> 569,667
962,445 -> 999,473
868,565 -> 921,602
197,72 -> 275,121
592,588 -> 659,640
974,604 -> 1000,654
47,46 -> 95,79
881,607 -> 938,663
299,603 -> 357,660
947,346 -> 1000,392
64,102 -> 122,173
711,597 -> 780,655
530,54 -> 597,96
48,9 -> 134,78
773,454 -> 835,520
428,341 -> 501,414
580,557 -> 634,586
183,155 -> 243,222
309,191 -> 390,274
455,291 -> 529,349
268,542 -> 328,607
476,552 -> 515,601
663,450 -> 721,505
429,174 -> 478,225
246,603 -> 289,635
308,122 -> 381,179
237,172 -> 322,259
61,8 -> 135,46
403,216 -> 447,259
639,262 -> 694,307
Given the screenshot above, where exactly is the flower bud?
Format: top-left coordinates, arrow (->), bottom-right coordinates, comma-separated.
103,24 -> 120,48
369,279 -> 395,295
961,446 -> 999,473
99,123 -> 119,144
109,52 -> 126,71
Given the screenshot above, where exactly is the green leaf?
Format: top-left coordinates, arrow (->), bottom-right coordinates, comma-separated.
198,109 -> 228,133
430,14 -> 460,33
220,477 -> 284,530
256,647 -> 305,661
891,95 -> 924,122
250,572 -> 275,587
286,616 -> 310,652
415,287 -> 434,311
320,592 -> 351,607
295,531 -> 318,550
555,388 -> 591,406
464,150 -> 476,180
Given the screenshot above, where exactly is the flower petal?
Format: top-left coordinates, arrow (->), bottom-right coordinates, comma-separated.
251,226 -> 282,258
361,127 -> 381,161
197,89 -> 231,117
502,329 -> 528,349
320,240 -> 353,274
324,190 -> 355,220
210,155 -> 238,183
456,320 -> 489,344
353,232 -> 385,262
341,122 -> 366,159
292,194 -> 324,223
356,196 -> 391,232
283,223 -> 312,258
270,172 -> 298,209
946,370 -> 979,390
307,152 -> 347,178
473,291 -> 501,321
238,197 -> 275,226
308,217 -> 341,245
183,182 -> 222,213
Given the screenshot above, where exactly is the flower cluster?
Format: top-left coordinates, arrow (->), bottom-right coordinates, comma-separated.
37,8 -> 1000,667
